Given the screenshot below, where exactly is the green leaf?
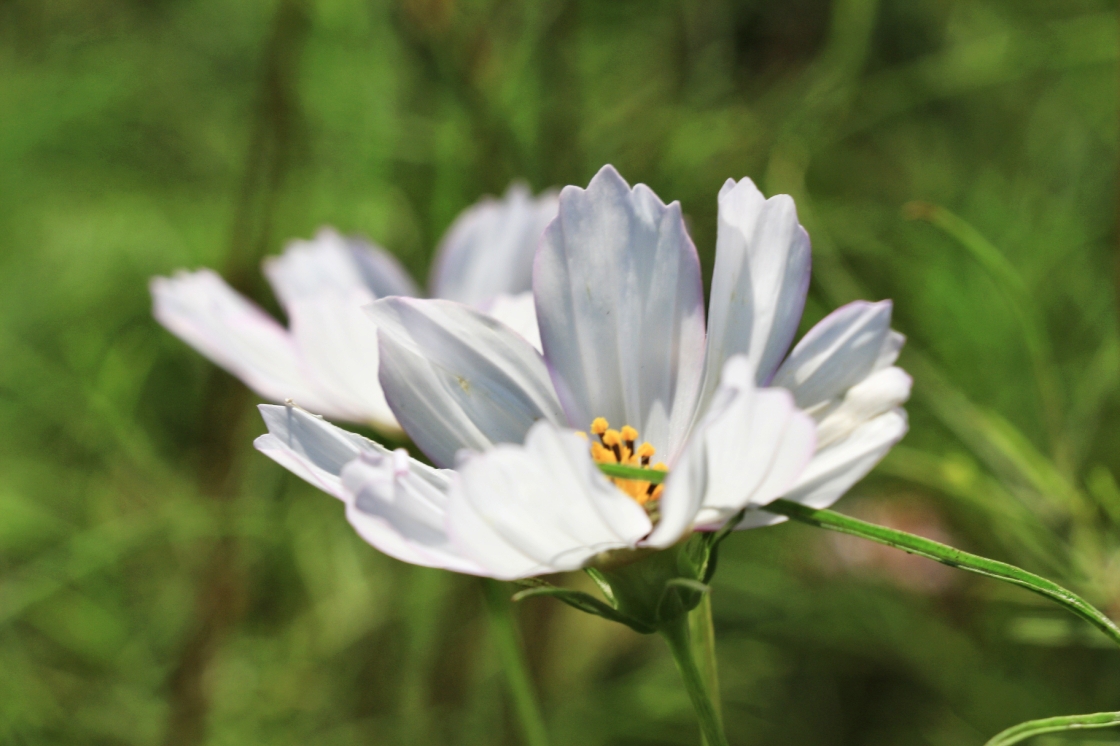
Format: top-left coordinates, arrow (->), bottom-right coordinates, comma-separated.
983,711 -> 1120,746
765,499 -> 1120,648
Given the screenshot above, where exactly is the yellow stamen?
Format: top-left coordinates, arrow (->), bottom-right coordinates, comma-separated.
591,442 -> 616,464
585,418 -> 667,513
574,431 -> 588,440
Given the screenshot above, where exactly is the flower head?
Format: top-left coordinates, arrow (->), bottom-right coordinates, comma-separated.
253,165 -> 910,581
151,183 -> 557,432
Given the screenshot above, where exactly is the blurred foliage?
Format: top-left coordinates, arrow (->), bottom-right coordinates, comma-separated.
0,0 -> 1117,744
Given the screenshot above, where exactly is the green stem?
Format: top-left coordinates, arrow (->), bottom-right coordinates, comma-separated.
688,593 -> 722,731
480,579 -> 551,746
765,499 -> 1120,648
661,616 -> 730,746
983,711 -> 1120,746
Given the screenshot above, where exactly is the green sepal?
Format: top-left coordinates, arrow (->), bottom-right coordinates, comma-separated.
583,566 -> 617,605
511,585 -> 654,633
510,506 -> 749,633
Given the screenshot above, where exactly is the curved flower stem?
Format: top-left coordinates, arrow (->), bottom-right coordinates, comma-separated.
481,579 -> 551,746
765,499 -> 1120,648
983,711 -> 1120,746
661,616 -> 730,746
689,593 -> 722,738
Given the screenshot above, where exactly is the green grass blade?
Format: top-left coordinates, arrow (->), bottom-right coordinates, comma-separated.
765,499 -> 1120,648
984,711 -> 1120,746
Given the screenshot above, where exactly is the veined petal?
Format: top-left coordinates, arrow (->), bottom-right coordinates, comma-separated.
254,404 -> 479,572
778,408 -> 908,509
815,366 -> 911,448
151,270 -> 338,416
368,297 -> 565,468
430,183 -> 559,306
647,356 -> 816,546
446,421 -> 652,579
286,294 -> 400,431
733,408 -> 909,529
700,179 -> 811,406
264,227 -> 418,308
534,165 -> 706,457
484,291 -> 542,353
340,450 -> 482,573
770,300 -> 894,411
253,403 -> 391,500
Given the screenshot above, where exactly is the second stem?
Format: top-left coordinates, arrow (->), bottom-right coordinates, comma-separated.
661,614 -> 729,746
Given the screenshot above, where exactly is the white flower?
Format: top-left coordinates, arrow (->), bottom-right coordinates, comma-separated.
150,183 -> 557,432
254,165 -> 910,580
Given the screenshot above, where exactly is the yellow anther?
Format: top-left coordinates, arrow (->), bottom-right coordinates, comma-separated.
591,442 -> 616,464
574,431 -> 588,440
586,416 -> 666,511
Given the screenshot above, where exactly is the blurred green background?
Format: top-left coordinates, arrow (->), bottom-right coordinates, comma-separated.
0,0 -> 1117,744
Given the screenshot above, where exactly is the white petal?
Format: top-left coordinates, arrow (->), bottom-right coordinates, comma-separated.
368,298 -> 565,468
286,293 -> 400,431
815,366 -> 912,448
700,178 -> 811,406
533,165 -> 706,457
253,403 -> 390,499
647,356 -> 816,545
151,270 -> 338,416
445,421 -> 652,579
430,183 -> 559,306
340,450 -> 482,573
484,291 -> 542,353
771,300 -> 895,411
264,227 -> 418,308
779,408 -> 908,510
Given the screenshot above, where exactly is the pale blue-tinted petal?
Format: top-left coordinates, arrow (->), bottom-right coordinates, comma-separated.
369,297 -> 565,468
151,270 -> 340,417
700,178 -> 811,409
484,291 -> 542,353
286,294 -> 399,431
780,408 -> 908,509
340,450 -> 482,573
815,366 -> 911,448
253,403 -> 391,499
446,421 -> 652,579
264,227 -> 418,308
648,356 -> 816,545
770,300 -> 894,411
430,183 -> 558,306
734,408 -> 909,529
534,164 -> 706,457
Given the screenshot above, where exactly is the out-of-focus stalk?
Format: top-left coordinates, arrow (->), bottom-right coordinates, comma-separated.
481,579 -> 551,746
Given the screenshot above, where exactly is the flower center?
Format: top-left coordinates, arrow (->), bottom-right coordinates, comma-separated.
578,417 -> 666,509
